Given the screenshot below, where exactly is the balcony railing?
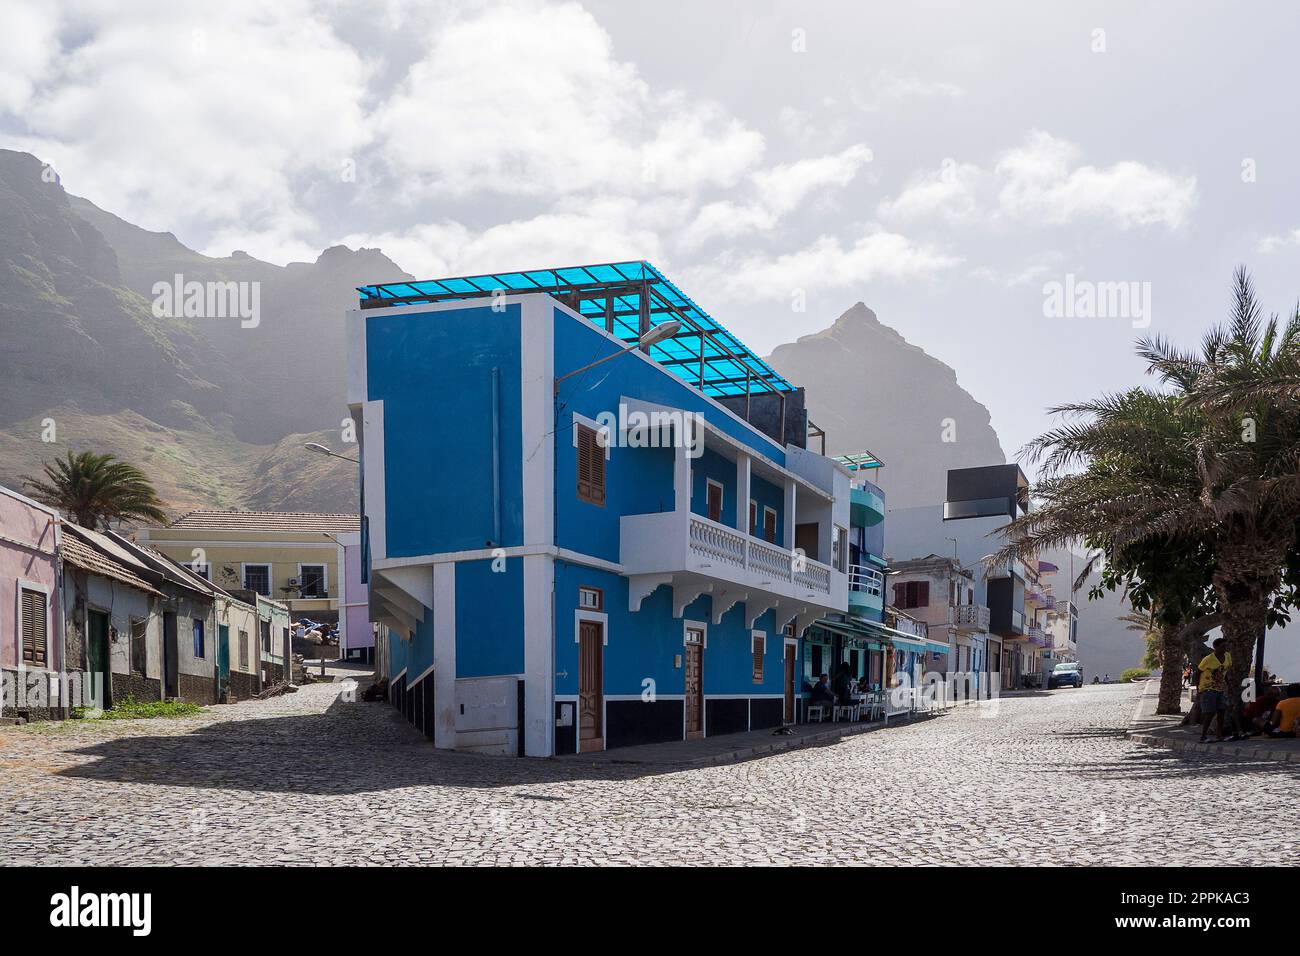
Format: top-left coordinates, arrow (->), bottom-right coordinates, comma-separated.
1026,624 -> 1046,646
948,603 -> 990,632
987,556 -> 1025,580
685,514 -> 833,596
848,563 -> 883,598
848,563 -> 884,614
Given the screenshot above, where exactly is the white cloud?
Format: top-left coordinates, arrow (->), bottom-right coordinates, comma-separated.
9,0 -> 371,263
341,196 -> 683,279
0,1 -> 61,114
876,131 -> 1197,232
684,144 -> 874,246
373,0 -> 763,198
995,130 -> 1196,230
877,160 -> 983,225
689,230 -> 962,302
1257,229 -> 1300,253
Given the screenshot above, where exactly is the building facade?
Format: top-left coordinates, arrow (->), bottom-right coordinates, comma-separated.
138,511 -> 361,624
59,524 -> 165,710
351,261 -> 853,756
0,485 -> 62,718
890,554 -> 991,697
887,464 -> 1035,692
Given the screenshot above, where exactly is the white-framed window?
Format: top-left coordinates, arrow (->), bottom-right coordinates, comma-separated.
242,563 -> 271,596
751,631 -> 766,683
18,583 -> 51,667
832,525 -> 848,573
129,618 -> 147,675
298,563 -> 327,598
683,620 -> 707,648
706,479 -> 724,523
578,586 -> 603,611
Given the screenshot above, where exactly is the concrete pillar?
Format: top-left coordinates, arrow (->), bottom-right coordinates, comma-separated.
432,562 -> 456,749
783,479 -> 797,550
674,437 -> 692,514
522,553 -> 555,757
737,453 -> 751,535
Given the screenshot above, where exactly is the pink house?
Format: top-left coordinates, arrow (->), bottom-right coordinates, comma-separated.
1,484 -> 62,711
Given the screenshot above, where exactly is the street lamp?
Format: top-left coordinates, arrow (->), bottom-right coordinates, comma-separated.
553,320 -> 682,393
304,442 -> 358,462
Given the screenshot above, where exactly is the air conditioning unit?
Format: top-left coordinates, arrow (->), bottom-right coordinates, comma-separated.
287,577 -> 300,587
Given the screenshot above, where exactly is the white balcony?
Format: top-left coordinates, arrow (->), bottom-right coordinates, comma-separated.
948,603 -> 990,633
621,510 -> 845,622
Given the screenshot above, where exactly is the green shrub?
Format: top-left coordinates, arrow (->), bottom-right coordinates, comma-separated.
96,695 -> 204,720
1120,667 -> 1152,683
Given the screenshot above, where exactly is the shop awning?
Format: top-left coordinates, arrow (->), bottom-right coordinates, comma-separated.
809,619 -> 887,651
926,639 -> 951,655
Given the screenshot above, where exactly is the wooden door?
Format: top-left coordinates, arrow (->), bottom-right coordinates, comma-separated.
707,482 -> 723,522
684,627 -> 704,739
578,620 -> 604,752
783,643 -> 796,723
162,612 -> 178,698
216,625 -> 230,701
88,610 -> 112,710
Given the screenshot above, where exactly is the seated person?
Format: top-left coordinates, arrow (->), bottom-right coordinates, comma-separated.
809,673 -> 835,707
1267,683 -> 1300,738
1243,687 -> 1281,736
857,674 -> 872,693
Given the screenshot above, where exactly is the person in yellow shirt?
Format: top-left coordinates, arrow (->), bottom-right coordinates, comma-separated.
1267,684 -> 1300,738
1197,638 -> 1232,742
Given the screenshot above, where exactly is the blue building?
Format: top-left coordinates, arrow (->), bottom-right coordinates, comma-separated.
347,262 -> 854,756
800,455 -> 947,698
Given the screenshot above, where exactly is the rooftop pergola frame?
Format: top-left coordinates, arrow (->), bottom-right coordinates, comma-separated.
356,260 -> 796,404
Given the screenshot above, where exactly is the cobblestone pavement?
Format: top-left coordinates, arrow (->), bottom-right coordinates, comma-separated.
2,682 -> 1295,865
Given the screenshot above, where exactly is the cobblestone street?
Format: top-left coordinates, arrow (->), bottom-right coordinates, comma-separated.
2,682 -> 1295,866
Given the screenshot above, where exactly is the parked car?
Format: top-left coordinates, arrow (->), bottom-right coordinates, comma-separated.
1048,662 -> 1083,689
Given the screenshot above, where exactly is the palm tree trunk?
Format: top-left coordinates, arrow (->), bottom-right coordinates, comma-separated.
1156,622 -> 1184,715
1213,534 -> 1284,728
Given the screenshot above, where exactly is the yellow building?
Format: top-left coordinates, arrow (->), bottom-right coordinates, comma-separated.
137,511 -> 361,623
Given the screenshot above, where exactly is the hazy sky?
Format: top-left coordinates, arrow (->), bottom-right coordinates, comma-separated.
6,0 -> 1300,465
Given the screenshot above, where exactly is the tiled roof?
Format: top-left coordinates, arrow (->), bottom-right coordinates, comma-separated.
166,510 -> 360,534
61,534 -> 163,597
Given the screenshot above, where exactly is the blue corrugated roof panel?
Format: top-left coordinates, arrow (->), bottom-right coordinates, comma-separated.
357,260 -> 795,398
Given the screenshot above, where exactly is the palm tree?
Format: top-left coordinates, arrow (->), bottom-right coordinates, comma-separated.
990,389 -> 1214,713
993,269 -> 1300,717
1137,268 -> 1300,712
24,451 -> 169,529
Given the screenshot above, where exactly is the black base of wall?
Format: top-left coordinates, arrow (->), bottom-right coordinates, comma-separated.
389,672 -> 435,741
605,698 -> 684,750
705,697 -> 749,737
750,696 -> 784,730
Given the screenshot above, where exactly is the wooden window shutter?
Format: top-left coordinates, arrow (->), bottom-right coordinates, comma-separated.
893,583 -> 904,607
752,634 -> 765,683
21,589 -> 47,666
919,581 -> 930,606
576,424 -> 605,505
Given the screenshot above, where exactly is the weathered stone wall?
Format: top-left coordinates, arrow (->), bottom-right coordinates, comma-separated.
111,673 -> 162,704
177,672 -> 215,705
228,671 -> 257,701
